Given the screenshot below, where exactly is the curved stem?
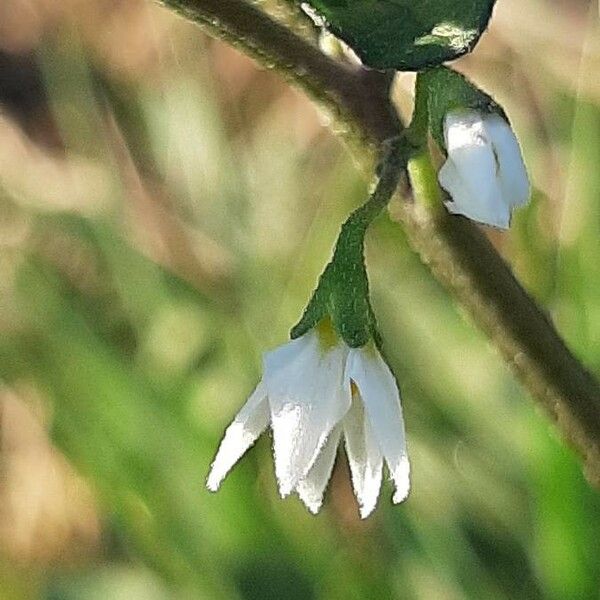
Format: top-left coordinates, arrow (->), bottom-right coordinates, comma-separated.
155,0 -> 600,485
155,0 -> 401,152
291,137 -> 408,347
405,153 -> 600,486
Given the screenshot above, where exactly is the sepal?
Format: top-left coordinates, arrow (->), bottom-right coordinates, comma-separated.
415,67 -> 504,151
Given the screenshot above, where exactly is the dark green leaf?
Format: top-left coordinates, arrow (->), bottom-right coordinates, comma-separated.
303,0 -> 497,70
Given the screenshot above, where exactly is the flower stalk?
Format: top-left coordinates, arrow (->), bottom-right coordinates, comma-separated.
291,137 -> 409,347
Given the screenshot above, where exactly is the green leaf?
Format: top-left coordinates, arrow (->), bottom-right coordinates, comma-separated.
303,0 -> 497,70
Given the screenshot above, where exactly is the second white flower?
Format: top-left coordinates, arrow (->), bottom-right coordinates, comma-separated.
438,109 -> 530,229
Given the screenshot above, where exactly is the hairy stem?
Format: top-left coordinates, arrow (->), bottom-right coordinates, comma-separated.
404,153 -> 600,486
156,0 -> 600,485
291,137 -> 409,347
156,0 -> 400,153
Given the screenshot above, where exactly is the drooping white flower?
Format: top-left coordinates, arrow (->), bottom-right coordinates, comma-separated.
438,109 -> 530,229
206,327 -> 410,518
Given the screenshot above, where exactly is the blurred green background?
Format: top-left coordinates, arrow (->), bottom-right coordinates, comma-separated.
0,0 -> 599,598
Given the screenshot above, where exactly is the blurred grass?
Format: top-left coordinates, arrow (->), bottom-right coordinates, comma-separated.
0,1 -> 600,599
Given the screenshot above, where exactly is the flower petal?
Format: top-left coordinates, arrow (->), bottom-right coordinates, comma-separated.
346,347 -> 410,505
484,114 -> 530,208
343,392 -> 383,518
440,160 -> 479,217
439,110 -> 510,229
296,425 -> 342,514
206,382 -> 269,491
264,331 -> 351,497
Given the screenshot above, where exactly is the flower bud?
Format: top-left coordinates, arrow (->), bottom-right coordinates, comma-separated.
438,109 -> 530,229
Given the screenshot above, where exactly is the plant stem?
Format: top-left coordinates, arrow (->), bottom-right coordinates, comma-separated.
155,0 -> 400,154
403,152 -> 600,485
156,0 -> 600,485
291,139 -> 408,347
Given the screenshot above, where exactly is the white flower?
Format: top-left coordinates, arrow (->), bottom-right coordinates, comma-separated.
438,109 -> 530,229
206,327 -> 410,518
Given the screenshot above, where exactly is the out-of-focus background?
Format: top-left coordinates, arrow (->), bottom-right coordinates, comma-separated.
0,0 -> 599,598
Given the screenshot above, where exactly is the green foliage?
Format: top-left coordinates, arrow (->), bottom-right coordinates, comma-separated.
301,0 -> 496,70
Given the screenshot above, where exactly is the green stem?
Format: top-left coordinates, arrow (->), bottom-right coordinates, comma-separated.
291,139 -> 408,347
156,0 -> 600,486
405,72 -> 430,148
406,151 -> 443,213
338,137 -> 408,242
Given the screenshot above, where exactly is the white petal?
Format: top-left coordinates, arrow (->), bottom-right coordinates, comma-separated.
343,393 -> 383,518
206,382 -> 269,491
264,331 -> 351,497
296,425 -> 342,514
440,161 -> 481,218
439,110 -> 510,229
484,114 -> 530,208
346,347 -> 410,505
263,332 -> 314,372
